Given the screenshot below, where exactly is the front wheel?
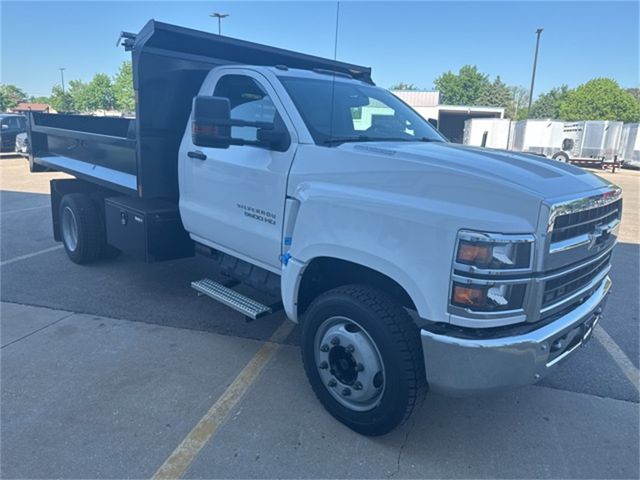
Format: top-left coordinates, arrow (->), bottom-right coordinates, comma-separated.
301,285 -> 426,436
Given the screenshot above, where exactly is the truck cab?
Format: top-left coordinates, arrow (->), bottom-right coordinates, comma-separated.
27,20 -> 621,436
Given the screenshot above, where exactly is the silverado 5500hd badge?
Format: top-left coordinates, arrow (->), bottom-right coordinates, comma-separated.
237,203 -> 277,225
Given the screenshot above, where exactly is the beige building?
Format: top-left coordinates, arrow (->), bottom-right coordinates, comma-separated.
392,90 -> 504,144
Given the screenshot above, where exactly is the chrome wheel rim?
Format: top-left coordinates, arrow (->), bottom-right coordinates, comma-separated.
62,206 -> 78,252
314,316 -> 385,411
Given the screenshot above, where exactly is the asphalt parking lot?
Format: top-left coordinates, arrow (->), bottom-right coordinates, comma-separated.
1,153 -> 638,479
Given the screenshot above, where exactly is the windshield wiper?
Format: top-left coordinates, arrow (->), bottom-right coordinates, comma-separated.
323,136 -> 417,145
323,135 -> 375,145
323,135 -> 445,145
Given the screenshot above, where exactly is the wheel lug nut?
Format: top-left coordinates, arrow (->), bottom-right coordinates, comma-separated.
356,363 -> 364,372
320,344 -> 330,352
318,361 -> 328,370
330,337 -> 340,345
345,344 -> 355,353
341,388 -> 351,396
328,379 -> 337,387
354,381 -> 363,390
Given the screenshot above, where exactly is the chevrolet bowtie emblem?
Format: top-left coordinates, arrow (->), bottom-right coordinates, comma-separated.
588,224 -> 610,250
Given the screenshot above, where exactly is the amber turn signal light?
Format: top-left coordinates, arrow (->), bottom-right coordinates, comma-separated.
452,284 -> 486,307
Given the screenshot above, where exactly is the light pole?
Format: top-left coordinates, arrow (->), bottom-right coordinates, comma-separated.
526,28 -> 543,118
210,12 -> 229,35
59,67 -> 67,111
58,67 -> 66,94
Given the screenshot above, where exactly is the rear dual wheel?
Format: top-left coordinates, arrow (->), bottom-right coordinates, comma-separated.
59,194 -> 120,264
301,285 -> 426,436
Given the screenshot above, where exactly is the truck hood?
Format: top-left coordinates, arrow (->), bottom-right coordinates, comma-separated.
345,141 -> 612,199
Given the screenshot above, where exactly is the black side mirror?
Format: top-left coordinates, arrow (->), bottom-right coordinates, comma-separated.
192,96 -> 232,149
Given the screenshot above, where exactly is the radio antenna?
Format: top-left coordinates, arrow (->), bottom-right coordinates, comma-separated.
333,2 -> 340,61
328,1 -> 340,142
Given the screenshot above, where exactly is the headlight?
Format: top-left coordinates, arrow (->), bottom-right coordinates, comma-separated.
455,231 -> 534,271
449,231 -> 535,317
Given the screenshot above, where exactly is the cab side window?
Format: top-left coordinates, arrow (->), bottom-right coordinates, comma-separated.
213,75 -> 278,141
2,117 -> 18,129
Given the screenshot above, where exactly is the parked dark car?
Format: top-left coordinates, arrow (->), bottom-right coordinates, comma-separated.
0,114 -> 27,152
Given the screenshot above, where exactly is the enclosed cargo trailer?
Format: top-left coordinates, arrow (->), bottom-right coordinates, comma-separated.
619,123 -> 640,168
463,118 -> 511,149
509,119 -> 564,157
552,121 -> 623,171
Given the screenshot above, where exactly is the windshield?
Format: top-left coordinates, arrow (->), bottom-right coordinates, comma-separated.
279,76 -> 446,145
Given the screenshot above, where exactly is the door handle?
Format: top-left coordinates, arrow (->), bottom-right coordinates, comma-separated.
188,150 -> 207,161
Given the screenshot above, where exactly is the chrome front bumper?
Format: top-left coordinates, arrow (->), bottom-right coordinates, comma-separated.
421,276 -> 611,396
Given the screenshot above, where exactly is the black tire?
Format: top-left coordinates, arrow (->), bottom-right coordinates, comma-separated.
301,285 -> 427,436
553,152 -> 570,163
59,194 -> 105,264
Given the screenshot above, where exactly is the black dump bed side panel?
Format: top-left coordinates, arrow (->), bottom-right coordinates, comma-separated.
129,19 -> 373,199
29,113 -> 137,195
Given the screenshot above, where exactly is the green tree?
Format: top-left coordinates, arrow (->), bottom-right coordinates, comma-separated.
433,65 -> 490,105
559,78 -> 640,122
66,80 -> 89,111
113,61 -> 135,112
0,84 -> 28,111
529,85 -> 571,119
477,75 -> 512,108
49,85 -> 73,112
30,95 -> 51,104
389,82 -> 418,91
506,86 -> 529,120
625,87 -> 640,102
80,74 -> 116,111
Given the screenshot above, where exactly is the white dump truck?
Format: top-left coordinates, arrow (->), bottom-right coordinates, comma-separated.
27,21 -> 622,435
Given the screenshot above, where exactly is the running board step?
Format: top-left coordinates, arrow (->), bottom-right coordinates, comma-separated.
191,278 -> 273,320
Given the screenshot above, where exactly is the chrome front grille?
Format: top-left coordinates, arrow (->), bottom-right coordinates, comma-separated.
551,199 -> 622,243
542,251 -> 611,308
535,186 -> 622,321
545,186 -> 622,270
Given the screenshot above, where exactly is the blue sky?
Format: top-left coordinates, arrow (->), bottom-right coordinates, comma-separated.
1,1 -> 638,98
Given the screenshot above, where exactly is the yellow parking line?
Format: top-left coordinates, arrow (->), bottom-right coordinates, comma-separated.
594,325 -> 640,393
151,320 -> 296,480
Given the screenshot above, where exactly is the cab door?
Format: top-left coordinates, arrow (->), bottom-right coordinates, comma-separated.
179,70 -> 298,272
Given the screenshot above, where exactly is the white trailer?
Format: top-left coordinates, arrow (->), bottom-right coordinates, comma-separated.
619,123 -> 640,168
552,121 -> 623,171
509,119 -> 565,157
463,118 -> 511,149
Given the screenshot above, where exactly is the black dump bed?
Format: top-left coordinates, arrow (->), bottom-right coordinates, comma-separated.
29,19 -> 373,199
